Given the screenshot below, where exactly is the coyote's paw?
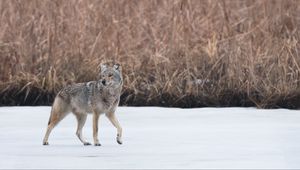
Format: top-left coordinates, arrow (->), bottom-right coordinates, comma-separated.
94,143 -> 101,146
83,142 -> 91,146
116,136 -> 122,145
43,142 -> 49,145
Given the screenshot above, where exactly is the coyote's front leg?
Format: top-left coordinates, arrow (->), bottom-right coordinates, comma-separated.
74,112 -> 91,146
93,111 -> 101,146
106,112 -> 123,145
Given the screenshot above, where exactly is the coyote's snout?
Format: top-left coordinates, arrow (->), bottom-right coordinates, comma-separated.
43,63 -> 123,146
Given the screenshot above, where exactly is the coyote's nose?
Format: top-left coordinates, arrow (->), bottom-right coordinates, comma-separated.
102,79 -> 106,86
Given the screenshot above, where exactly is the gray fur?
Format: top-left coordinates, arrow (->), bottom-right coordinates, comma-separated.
43,64 -> 123,146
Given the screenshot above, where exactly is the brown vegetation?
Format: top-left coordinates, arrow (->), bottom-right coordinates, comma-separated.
0,0 -> 300,108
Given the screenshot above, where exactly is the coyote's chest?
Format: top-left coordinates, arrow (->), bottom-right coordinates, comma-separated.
88,92 -> 119,113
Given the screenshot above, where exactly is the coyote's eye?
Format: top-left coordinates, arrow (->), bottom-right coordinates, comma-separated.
108,74 -> 113,78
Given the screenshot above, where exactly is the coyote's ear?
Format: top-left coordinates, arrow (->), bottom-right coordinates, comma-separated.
113,63 -> 121,71
100,64 -> 107,72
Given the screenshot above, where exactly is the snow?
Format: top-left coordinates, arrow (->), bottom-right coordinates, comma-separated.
0,106 -> 300,169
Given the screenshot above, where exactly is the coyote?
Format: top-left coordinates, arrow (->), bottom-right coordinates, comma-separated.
43,63 -> 123,146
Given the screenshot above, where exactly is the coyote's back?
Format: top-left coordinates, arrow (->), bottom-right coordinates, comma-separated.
43,63 -> 123,146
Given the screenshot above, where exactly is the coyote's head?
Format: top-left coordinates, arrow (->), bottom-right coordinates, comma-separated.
99,63 -> 123,87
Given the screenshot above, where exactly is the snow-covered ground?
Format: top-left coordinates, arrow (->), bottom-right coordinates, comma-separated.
0,107 -> 300,169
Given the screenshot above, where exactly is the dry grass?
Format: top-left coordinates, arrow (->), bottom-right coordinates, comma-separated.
0,0 -> 300,108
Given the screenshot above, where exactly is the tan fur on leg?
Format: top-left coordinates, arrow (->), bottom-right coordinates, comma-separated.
93,112 -> 101,146
106,112 -> 123,144
43,110 -> 69,145
74,113 -> 90,145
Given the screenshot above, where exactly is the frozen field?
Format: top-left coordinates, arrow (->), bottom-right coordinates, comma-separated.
0,106 -> 300,169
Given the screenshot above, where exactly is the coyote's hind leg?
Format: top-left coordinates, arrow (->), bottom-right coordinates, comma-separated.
43,97 -> 70,145
43,110 -> 69,145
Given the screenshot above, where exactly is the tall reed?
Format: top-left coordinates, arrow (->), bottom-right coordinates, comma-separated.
0,0 -> 300,108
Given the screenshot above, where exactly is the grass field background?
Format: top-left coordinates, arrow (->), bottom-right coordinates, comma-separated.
0,0 -> 300,108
